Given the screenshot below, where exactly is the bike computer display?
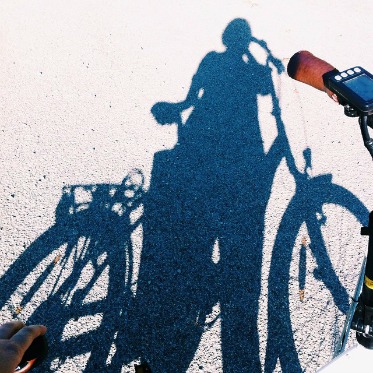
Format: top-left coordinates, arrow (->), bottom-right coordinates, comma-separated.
323,67 -> 373,115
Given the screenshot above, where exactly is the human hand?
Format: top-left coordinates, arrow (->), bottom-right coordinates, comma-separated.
0,321 -> 47,373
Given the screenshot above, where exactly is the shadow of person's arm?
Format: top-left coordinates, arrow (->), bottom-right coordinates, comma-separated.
251,36 -> 284,75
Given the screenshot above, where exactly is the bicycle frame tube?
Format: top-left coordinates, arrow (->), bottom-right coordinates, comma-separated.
334,257 -> 366,357
351,211 -> 373,348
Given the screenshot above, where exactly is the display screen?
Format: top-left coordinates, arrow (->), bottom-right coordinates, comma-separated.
343,74 -> 373,102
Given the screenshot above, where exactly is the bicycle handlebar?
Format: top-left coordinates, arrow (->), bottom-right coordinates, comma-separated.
287,51 -> 338,101
288,50 -> 373,160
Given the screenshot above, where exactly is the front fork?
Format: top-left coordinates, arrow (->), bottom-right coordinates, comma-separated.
351,211 -> 373,348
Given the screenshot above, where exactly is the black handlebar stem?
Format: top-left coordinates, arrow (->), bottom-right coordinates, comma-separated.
359,115 -> 373,160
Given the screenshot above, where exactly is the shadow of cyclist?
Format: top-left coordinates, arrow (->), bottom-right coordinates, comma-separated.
122,18 -> 287,372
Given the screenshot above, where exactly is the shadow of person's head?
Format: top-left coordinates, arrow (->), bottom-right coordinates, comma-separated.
222,18 -> 252,52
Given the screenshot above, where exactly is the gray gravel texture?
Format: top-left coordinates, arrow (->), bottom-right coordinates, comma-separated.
1,1 -> 373,372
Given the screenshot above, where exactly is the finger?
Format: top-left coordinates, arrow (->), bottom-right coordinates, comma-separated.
0,320 -> 25,339
17,360 -> 36,373
10,325 -> 47,353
